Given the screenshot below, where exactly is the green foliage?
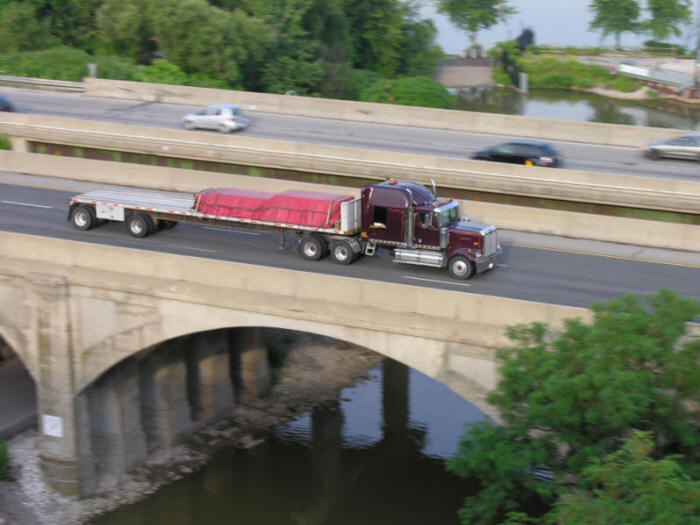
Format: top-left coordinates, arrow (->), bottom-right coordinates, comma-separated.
0,134 -> 10,150
0,2 -> 57,52
133,59 -> 187,85
0,46 -> 135,81
360,76 -> 456,109
0,0 -> 445,97
643,0 -> 692,41
448,290 -> 700,524
589,0 -> 642,48
436,0 -> 516,48
549,431 -> 700,525
606,74 -> 641,93
0,440 -> 12,481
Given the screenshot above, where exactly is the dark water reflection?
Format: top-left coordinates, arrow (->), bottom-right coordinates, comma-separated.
454,87 -> 700,130
90,359 -> 486,525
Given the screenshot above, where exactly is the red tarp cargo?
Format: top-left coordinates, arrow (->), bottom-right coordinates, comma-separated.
195,188 -> 354,229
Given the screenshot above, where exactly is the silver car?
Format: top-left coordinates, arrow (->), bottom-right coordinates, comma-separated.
183,104 -> 250,133
641,133 -> 700,161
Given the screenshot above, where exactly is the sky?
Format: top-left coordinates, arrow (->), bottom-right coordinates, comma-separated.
417,0 -> 700,54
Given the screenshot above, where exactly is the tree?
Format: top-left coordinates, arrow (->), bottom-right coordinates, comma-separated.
97,0 -> 155,61
435,0 -> 516,51
550,431 -> 700,525
447,289 -> 700,524
0,2 -> 56,52
398,3 -> 445,77
589,0 -> 642,49
643,0 -> 692,41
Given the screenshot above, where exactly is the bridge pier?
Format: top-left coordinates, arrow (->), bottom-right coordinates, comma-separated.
232,328 -> 271,399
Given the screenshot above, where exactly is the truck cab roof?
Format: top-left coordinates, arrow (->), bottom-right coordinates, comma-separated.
371,179 -> 436,206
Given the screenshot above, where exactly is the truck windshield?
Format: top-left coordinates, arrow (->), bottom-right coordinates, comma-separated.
437,202 -> 460,227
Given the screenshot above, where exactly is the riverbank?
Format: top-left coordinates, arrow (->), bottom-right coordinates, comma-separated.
0,333 -> 383,525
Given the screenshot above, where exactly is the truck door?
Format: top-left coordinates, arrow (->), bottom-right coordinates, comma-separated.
414,209 -> 440,248
367,204 -> 404,243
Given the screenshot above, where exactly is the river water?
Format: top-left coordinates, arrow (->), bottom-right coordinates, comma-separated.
454,87 -> 700,130
89,359 -> 486,525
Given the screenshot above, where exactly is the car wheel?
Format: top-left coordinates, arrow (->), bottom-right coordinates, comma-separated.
648,149 -> 660,160
184,120 -> 196,130
218,123 -> 230,133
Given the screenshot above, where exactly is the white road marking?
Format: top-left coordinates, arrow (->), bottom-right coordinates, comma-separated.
170,245 -> 218,253
402,275 -> 471,287
1,200 -> 53,209
202,226 -> 260,235
496,263 -> 508,267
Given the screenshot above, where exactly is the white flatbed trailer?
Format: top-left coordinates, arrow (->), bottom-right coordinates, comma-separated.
68,187 -> 365,263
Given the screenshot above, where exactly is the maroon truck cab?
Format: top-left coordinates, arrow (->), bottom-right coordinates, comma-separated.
360,179 -> 501,279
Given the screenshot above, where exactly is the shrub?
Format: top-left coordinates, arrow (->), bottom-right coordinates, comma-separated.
0,46 -> 136,81
608,75 -> 641,93
360,76 -> 456,109
133,59 -> 188,85
0,134 -> 11,151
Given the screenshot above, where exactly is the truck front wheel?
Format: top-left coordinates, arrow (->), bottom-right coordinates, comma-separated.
448,255 -> 475,280
72,206 -> 96,230
128,214 -> 154,238
330,240 -> 354,265
298,235 -> 325,261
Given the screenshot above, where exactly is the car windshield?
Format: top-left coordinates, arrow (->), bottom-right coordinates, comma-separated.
437,201 -> 460,227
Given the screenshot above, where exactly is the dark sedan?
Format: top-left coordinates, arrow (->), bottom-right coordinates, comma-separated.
471,140 -> 562,167
0,95 -> 14,112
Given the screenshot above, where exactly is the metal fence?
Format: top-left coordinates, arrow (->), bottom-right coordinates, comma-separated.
0,75 -> 84,92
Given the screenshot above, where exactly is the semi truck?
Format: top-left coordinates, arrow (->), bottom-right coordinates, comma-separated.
68,178 -> 501,280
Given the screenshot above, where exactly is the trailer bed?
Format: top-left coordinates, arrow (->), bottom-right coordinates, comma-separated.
70,187 -> 362,235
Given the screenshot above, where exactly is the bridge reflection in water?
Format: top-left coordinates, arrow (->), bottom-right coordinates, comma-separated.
89,358 -> 487,525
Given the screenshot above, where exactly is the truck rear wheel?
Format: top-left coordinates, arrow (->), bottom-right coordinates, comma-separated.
128,214 -> 154,238
298,235 -> 325,261
448,255 -> 475,280
72,206 -> 96,230
330,240 -> 354,265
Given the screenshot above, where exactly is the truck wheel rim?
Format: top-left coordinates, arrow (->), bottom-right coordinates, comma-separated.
303,242 -> 318,257
452,259 -> 468,276
131,221 -> 143,234
75,212 -> 87,227
336,246 -> 350,261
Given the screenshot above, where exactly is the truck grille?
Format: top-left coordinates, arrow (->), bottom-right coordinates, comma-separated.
483,229 -> 498,256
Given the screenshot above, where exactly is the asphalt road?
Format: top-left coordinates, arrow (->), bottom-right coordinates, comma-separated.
2,179 -> 700,309
2,86 -> 699,181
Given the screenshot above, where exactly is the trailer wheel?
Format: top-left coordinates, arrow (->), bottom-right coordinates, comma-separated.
298,235 -> 325,261
128,214 -> 154,238
448,255 -> 475,280
72,206 -> 96,230
330,240 -> 355,265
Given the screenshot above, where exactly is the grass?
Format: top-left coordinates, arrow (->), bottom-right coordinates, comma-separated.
514,54 -> 643,93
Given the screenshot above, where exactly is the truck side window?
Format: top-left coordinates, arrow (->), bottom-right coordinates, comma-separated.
371,206 -> 387,228
418,212 -> 433,228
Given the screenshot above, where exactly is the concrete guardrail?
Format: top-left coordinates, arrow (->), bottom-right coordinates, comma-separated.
84,78 -> 687,148
0,75 -> 84,92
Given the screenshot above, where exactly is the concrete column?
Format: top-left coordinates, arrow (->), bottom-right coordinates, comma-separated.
139,340 -> 192,452
8,136 -> 28,152
87,359 -> 147,491
231,328 -> 270,399
29,274 -> 93,497
188,331 -> 234,422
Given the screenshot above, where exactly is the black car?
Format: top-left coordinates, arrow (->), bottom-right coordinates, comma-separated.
471,140 -> 562,167
0,95 -> 14,112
